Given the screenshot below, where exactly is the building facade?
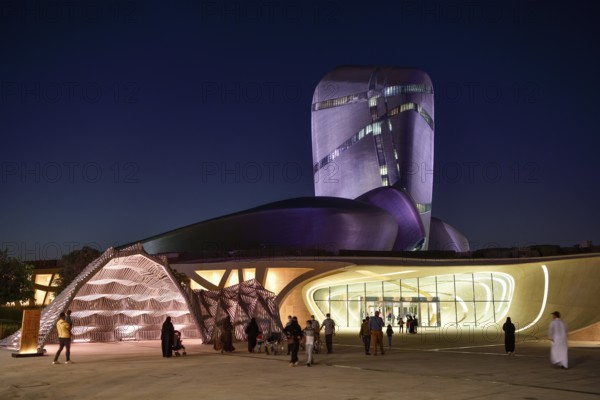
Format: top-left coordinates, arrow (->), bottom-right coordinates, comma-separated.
312,66 -> 435,248
8,65 -> 599,348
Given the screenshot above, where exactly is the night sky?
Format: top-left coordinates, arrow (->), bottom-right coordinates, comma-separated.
1,0 -> 599,260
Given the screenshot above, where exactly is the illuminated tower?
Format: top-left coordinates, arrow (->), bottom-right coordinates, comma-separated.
312,66 -> 434,248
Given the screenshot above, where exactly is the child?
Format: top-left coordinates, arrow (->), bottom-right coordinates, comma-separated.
256,333 -> 264,353
386,324 -> 394,348
304,320 -> 316,366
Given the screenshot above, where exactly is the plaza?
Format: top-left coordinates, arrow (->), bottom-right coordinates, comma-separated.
2,331 -> 599,400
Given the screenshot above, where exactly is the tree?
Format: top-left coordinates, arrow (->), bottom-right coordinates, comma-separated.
0,250 -> 34,305
54,246 -> 101,294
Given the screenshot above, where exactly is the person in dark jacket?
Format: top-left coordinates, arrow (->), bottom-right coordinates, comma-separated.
359,317 -> 371,355
245,318 -> 260,353
502,317 -> 516,355
386,324 -> 394,348
220,316 -> 236,353
284,316 -> 303,366
161,316 -> 175,357
412,316 -> 419,333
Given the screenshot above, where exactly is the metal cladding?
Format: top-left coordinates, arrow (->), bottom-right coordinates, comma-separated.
428,217 -> 471,253
0,247 -> 283,350
140,196 -> 399,255
194,279 -> 282,343
128,66 -> 456,256
356,186 -> 425,251
0,245 -> 201,349
312,66 -> 434,246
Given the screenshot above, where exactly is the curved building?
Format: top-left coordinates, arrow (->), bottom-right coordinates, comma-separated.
312,66 -> 434,247
169,252 -> 600,341
139,197 -> 400,255
428,217 -> 471,253
356,186 -> 425,251
10,65 -> 599,349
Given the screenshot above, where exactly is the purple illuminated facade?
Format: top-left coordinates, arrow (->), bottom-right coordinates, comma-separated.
0,66 -> 473,351
312,66 -> 434,248
140,197 -> 400,255
133,66 -> 463,254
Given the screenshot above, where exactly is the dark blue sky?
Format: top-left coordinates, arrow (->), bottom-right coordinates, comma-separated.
1,0 -> 599,260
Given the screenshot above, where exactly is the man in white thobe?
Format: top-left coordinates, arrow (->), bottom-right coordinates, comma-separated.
548,311 -> 568,369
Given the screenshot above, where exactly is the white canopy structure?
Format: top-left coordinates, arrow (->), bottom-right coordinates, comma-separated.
1,245 -> 201,350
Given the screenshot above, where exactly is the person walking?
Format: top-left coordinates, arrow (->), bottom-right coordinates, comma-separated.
368,311 -> 385,355
322,313 -> 336,354
284,316 -> 303,366
161,316 -> 175,357
303,319 -> 316,366
220,316 -> 235,353
548,311 -> 568,369
53,312 -> 72,364
398,317 -> 404,334
245,317 -> 260,353
310,315 -> 321,348
359,317 -> 371,355
285,315 -> 293,355
386,324 -> 394,348
502,317 -> 516,355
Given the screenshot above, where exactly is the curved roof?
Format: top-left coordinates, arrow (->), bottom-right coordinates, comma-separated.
428,217 -> 470,252
1,245 -> 201,350
136,196 -> 400,255
356,186 -> 425,251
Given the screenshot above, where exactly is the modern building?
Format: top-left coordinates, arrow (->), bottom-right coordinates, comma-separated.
169,251 -> 600,340
1,245 -> 282,350
312,66 -> 435,249
4,66 -> 599,349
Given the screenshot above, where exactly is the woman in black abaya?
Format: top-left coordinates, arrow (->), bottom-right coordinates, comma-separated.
502,317 -> 516,355
161,316 -> 175,357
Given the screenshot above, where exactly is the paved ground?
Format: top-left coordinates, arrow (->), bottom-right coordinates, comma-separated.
1,330 -> 600,400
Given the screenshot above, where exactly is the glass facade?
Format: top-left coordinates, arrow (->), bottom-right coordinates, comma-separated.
312,84 -> 434,111
312,102 -> 434,176
311,272 -> 513,328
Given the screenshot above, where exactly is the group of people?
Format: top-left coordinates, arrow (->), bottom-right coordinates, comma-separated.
55,310 -> 569,370
358,310 -> 391,355
392,315 -> 419,334
502,311 -> 569,369
357,312 -> 420,356
404,315 -> 419,334
281,313 -> 336,366
161,315 -> 234,358
378,314 -> 419,335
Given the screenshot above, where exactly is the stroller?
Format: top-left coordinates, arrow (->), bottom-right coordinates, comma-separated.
173,330 -> 187,356
264,332 -> 286,356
